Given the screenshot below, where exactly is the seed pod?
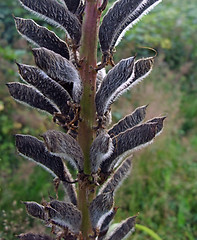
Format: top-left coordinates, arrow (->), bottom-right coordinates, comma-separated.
98,207 -> 118,240
48,200 -> 81,233
89,192 -> 114,229
6,82 -> 59,115
42,130 -> 84,172
18,0 -> 81,44
14,17 -> 70,59
62,164 -> 78,206
108,105 -> 147,137
99,0 -> 162,53
95,56 -> 135,116
105,216 -> 136,240
104,109 -> 112,127
32,47 -> 82,103
101,118 -> 165,172
90,131 -> 114,173
15,134 -> 67,181
96,66 -> 107,91
147,116 -> 166,135
99,157 -> 132,194
17,233 -> 54,240
108,57 -> 154,111
96,56 -> 154,116
23,201 -> 46,220
17,63 -> 72,115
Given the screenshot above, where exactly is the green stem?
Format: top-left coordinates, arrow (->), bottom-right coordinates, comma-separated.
136,224 -> 163,240
77,0 -> 102,238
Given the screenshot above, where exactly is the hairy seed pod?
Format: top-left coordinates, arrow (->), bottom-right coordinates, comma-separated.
105,216 -> 136,240
95,56 -> 135,116
17,233 -> 54,240
6,82 -> 59,115
32,47 -> 82,103
108,105 -> 147,137
42,130 -> 84,172
104,110 -> 113,127
14,17 -> 70,59
98,207 -> 118,240
147,116 -> 166,135
99,0 -> 162,53
107,57 -> 154,111
48,200 -> 82,233
90,131 -> 114,173
18,0 -> 81,44
101,118 -> 165,172
62,183 -> 77,206
17,63 -> 72,115
99,157 -> 132,194
89,192 -> 114,229
15,134 -> 67,181
96,65 -> 107,91
23,201 -> 46,220
62,164 -> 77,206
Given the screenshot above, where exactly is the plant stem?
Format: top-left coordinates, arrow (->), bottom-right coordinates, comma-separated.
78,0 -> 102,238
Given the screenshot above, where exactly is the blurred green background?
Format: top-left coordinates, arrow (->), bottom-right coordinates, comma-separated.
0,0 -> 196,239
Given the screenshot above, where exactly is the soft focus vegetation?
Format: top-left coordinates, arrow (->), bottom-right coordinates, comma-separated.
0,0 -> 196,239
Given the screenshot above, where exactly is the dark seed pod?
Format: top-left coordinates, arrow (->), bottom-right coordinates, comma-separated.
108,105 -> 147,137
99,0 -> 161,53
105,216 -> 136,240
18,0 -> 82,44
32,47 -> 82,103
99,157 -> 132,194
17,63 -> 72,115
147,116 -> 166,135
42,130 -> 84,172
106,57 -> 154,111
23,201 -> 46,220
15,134 -> 67,181
95,56 -> 135,116
89,192 -> 114,229
17,233 -> 54,240
14,17 -> 70,59
62,167 -> 78,206
98,207 -> 118,240
6,82 -> 59,115
48,200 -> 81,233
101,118 -> 165,173
90,131 -> 113,173
96,65 -> 106,91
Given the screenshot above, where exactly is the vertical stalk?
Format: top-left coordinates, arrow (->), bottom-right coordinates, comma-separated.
77,0 -> 102,239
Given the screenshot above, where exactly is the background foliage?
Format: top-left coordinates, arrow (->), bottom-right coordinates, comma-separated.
0,0 -> 196,239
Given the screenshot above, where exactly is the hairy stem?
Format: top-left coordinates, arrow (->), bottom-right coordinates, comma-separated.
78,0 -> 102,238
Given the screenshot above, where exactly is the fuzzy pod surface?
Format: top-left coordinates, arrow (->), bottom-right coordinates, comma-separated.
18,0 -> 82,44
14,17 -> 70,59
7,82 -> 59,115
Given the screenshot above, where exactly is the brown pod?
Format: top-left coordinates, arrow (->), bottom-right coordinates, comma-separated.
18,0 -> 81,44
6,82 -> 59,115
32,47 -> 82,103
14,17 -> 70,59
23,201 -> 46,220
17,63 -> 72,115
15,134 -> 67,181
105,216 -> 136,240
99,0 -> 162,53
42,130 -> 84,172
108,105 -> 147,137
